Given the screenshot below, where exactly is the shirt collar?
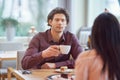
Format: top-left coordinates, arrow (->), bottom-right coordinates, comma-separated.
47,29 -> 65,43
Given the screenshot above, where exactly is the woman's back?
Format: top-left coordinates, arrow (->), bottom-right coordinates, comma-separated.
75,49 -> 108,80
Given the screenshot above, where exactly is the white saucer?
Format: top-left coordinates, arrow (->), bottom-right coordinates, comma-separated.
55,69 -> 73,73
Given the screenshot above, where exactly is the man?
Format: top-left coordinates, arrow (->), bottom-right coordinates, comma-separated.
22,7 -> 83,69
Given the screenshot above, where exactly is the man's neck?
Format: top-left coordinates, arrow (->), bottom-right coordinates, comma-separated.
51,30 -> 63,42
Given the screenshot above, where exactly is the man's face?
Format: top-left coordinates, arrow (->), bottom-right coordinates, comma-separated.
49,13 -> 67,33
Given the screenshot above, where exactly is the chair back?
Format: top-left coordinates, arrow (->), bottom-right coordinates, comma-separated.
78,27 -> 91,50
17,51 -> 25,70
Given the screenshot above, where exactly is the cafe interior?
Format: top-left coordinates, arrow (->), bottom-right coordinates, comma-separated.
0,0 -> 120,80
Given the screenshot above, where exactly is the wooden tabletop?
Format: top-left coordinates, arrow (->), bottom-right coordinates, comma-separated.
8,68 -> 74,80
0,52 -> 17,68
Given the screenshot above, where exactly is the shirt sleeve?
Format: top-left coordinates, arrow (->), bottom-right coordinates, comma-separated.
55,59 -> 74,68
56,34 -> 83,68
22,34 -> 45,69
70,34 -> 83,59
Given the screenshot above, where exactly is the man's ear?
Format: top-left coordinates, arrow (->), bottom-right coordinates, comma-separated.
48,19 -> 52,26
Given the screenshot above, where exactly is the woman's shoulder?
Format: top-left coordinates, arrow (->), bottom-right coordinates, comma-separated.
76,49 -> 97,64
79,49 -> 97,59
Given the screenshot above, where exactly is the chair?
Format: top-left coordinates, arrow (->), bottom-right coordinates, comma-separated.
78,27 -> 91,50
16,51 -> 25,70
0,42 -> 24,80
7,67 -> 24,80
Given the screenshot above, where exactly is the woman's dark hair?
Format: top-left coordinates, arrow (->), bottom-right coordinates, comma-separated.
91,12 -> 120,80
47,7 -> 69,26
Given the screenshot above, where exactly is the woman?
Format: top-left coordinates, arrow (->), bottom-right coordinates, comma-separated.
75,12 -> 120,80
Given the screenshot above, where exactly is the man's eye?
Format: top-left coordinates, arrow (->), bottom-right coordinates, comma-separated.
62,19 -> 65,22
55,19 -> 59,21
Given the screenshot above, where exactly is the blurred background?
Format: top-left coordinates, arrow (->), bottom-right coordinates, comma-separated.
0,0 -> 120,46
1,1 -> 120,79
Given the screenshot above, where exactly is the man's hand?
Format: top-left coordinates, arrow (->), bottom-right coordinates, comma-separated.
41,63 -> 56,69
42,45 -> 60,58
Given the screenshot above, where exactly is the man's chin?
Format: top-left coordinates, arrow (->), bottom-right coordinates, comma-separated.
57,31 -> 63,33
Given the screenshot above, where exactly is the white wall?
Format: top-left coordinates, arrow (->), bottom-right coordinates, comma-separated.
71,0 -> 88,35
87,0 -> 107,27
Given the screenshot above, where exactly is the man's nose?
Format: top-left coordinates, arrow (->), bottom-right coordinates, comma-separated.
58,20 -> 63,24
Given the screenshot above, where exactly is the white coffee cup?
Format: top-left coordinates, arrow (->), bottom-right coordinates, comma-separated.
59,45 -> 71,54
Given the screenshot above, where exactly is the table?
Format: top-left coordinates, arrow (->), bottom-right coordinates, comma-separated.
8,68 -> 74,80
0,52 -> 17,60
0,52 -> 17,80
0,52 -> 17,68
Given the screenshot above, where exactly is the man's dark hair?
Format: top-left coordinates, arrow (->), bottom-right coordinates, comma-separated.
47,7 -> 69,26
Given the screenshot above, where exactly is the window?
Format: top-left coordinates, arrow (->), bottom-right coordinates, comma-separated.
0,0 -> 58,36
106,0 -> 120,20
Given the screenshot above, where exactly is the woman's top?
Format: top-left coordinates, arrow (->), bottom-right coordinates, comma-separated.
75,49 -> 108,80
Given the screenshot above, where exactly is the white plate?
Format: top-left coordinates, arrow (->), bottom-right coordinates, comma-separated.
47,74 -> 75,80
55,69 -> 73,73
